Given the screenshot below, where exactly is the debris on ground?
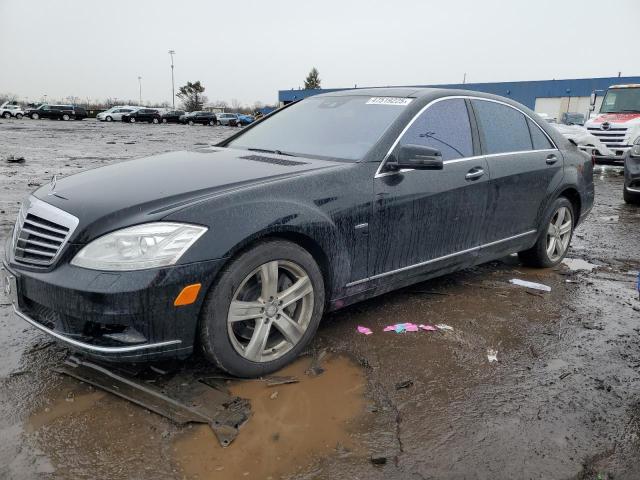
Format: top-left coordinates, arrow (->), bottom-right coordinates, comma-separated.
509,279 -> 552,292
419,324 -> 438,331
357,326 -> 373,335
395,379 -> 414,390
264,375 -> 299,387
305,348 -> 327,376
383,322 -> 419,333
269,391 -> 279,400
5,155 -> 26,163
370,454 -> 388,465
56,356 -> 251,447
582,322 -> 605,331
435,324 -> 454,331
487,349 -> 498,363
559,372 -> 573,380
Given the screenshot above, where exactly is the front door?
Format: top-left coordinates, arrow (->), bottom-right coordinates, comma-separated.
370,98 -> 490,278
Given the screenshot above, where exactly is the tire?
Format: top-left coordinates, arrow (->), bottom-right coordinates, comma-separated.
106,116 -> 113,122
199,239 -> 325,378
62,114 -> 70,121
518,197 -> 575,268
2,112 -> 10,119
623,186 -> 640,205
31,113 -> 39,120
208,120 -> 214,126
162,118 -> 167,123
15,113 -> 23,120
188,120 -> 194,126
130,117 -> 136,123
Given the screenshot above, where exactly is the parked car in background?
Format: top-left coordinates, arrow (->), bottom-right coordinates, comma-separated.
237,114 -> 255,126
624,138 -> 640,204
122,108 -> 162,124
26,104 -> 87,121
97,106 -> 139,122
161,110 -> 186,123
561,112 -> 585,126
216,112 -> 239,126
0,103 -> 25,119
552,123 -> 614,159
2,88 -> 594,377
179,111 -> 217,126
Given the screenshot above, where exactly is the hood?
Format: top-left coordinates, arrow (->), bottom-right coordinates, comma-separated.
33,148 -> 344,242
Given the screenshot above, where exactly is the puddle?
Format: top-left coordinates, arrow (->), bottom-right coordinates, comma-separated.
28,390 -> 106,432
562,257 -> 598,272
172,354 -> 366,479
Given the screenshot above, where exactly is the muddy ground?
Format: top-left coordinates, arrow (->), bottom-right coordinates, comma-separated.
0,118 -> 639,480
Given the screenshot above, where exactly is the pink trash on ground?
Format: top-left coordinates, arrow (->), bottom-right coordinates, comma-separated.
357,326 -> 373,335
404,323 -> 419,332
383,325 -> 396,332
419,324 -> 438,331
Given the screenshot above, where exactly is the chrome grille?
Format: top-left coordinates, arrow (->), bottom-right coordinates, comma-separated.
586,127 -> 629,148
12,197 -> 79,267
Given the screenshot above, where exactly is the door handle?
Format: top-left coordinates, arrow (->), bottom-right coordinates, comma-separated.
546,154 -> 558,165
465,167 -> 485,181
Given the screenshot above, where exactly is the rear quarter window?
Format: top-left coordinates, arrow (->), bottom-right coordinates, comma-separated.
472,100 -> 533,154
527,118 -> 554,150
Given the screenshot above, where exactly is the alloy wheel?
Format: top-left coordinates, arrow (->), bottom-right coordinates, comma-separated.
227,260 -> 314,363
546,206 -> 573,262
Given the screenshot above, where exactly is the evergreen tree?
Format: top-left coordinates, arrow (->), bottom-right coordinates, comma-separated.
304,68 -> 321,90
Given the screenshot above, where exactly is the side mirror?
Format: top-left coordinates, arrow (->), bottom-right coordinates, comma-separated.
387,144 -> 444,171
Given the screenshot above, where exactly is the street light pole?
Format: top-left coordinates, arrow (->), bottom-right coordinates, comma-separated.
138,76 -> 142,105
168,50 -> 176,109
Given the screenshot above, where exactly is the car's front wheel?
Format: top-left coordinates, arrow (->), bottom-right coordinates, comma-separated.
2,112 -> 10,119
62,114 -> 70,121
15,113 -> 23,119
31,113 -> 39,120
188,120 -> 194,126
129,117 -> 136,123
105,116 -> 113,122
518,197 -> 574,268
199,239 -> 325,377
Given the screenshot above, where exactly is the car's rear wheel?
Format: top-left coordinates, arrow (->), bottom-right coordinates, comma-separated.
208,120 -> 214,126
31,113 -> 39,120
518,197 -> 574,268
623,186 -> 640,205
106,116 -> 113,122
62,114 -> 70,121
162,118 -> 167,123
188,120 -> 194,126
199,239 -> 325,378
130,117 -> 136,123
2,112 -> 10,119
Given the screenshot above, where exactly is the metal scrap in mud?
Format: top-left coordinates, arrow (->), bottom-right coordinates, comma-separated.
55,356 -> 251,448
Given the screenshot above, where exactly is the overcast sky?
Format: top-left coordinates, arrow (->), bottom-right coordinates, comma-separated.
0,0 -> 638,107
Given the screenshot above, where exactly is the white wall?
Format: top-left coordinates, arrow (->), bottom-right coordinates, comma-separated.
534,96 -> 603,121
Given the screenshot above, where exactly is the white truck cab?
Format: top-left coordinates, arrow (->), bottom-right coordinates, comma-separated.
585,84 -> 640,162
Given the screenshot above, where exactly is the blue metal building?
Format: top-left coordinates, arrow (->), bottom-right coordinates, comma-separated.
278,76 -> 640,110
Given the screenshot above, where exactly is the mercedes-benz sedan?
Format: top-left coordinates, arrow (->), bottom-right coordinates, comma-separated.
2,88 -> 594,377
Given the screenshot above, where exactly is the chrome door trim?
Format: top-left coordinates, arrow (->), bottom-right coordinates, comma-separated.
345,229 -> 537,287
374,95 -> 559,178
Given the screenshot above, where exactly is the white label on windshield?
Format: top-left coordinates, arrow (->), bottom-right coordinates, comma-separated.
366,97 -> 413,106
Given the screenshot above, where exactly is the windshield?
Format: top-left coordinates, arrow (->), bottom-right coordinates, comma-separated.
227,95 -> 412,161
600,88 -> 640,113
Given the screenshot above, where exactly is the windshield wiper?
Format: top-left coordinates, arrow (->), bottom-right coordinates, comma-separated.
247,148 -> 298,157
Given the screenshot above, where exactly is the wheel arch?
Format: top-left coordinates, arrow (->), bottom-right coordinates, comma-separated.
556,187 -> 582,225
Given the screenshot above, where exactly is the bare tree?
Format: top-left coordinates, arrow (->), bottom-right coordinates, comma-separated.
230,98 -> 242,111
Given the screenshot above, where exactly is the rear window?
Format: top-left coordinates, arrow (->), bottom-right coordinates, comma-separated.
472,100 -> 533,154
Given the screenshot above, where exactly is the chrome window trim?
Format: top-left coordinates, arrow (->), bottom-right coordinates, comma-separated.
345,229 -> 537,287
374,95 -> 559,179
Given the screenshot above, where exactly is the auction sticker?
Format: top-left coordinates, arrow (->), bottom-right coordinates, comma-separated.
366,97 -> 413,106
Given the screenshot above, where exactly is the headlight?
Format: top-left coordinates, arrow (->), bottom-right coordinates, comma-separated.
631,137 -> 640,157
71,222 -> 207,271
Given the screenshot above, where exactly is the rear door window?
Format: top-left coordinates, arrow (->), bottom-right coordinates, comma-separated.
527,119 -> 554,150
397,98 -> 473,161
471,100 -> 533,154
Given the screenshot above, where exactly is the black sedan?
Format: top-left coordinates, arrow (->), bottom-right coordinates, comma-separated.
161,110 -> 186,123
624,138 -> 640,204
26,104 -> 87,121
179,111 -> 217,126
2,88 -> 594,377
122,108 -> 162,124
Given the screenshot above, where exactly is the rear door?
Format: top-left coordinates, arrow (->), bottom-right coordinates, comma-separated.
471,99 -> 562,246
370,98 -> 490,279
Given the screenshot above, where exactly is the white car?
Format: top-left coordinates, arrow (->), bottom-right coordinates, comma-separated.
552,123 -> 614,158
97,106 -> 140,122
0,103 -> 25,119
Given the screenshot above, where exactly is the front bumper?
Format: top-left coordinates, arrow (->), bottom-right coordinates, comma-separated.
2,254 -> 226,362
625,154 -> 640,193
594,146 -> 631,163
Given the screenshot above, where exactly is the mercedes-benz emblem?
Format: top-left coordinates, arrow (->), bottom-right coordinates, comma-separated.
601,122 -> 611,131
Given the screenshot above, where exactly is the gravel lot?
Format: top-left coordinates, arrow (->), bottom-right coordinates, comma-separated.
1,118 -> 639,480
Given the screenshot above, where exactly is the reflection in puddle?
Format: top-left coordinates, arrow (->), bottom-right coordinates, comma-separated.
173,354 -> 365,479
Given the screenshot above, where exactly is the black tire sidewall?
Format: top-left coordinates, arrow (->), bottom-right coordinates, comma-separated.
199,239 -> 325,377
